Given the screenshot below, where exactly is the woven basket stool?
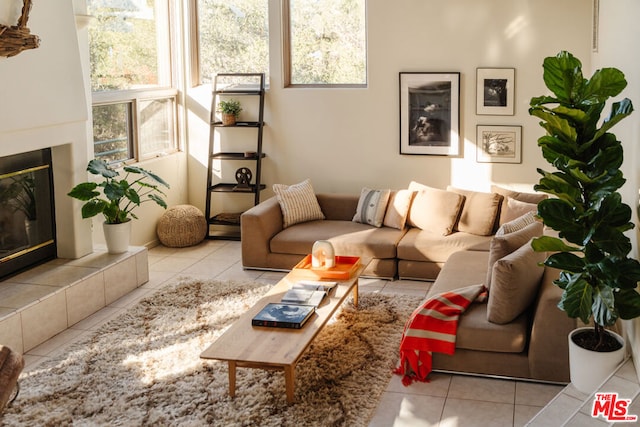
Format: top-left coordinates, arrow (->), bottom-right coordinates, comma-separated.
156,205 -> 207,248
0,345 -> 24,414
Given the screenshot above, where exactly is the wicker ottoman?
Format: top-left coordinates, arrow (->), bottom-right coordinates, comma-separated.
0,345 -> 24,414
157,205 -> 207,248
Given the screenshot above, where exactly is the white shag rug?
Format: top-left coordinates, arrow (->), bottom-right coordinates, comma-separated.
2,277 -> 423,426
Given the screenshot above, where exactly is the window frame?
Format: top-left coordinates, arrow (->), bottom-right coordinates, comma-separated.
89,1 -> 182,164
92,88 -> 180,163
282,0 -> 368,88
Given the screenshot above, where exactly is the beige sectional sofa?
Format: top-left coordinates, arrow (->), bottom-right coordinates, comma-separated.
241,181 -> 576,382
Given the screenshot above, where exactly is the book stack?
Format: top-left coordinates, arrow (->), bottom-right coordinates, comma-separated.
252,281 -> 338,329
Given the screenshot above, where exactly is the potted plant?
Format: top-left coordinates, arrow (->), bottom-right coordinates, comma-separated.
218,99 -> 242,126
529,51 -> 640,393
67,159 -> 170,253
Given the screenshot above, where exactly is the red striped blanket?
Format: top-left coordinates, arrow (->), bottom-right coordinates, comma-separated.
393,284 -> 487,386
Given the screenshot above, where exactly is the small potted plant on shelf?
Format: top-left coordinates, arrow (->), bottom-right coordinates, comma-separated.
529,51 -> 640,393
218,99 -> 242,126
67,159 -> 170,254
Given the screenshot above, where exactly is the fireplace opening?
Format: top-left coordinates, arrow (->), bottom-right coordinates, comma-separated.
0,148 -> 56,280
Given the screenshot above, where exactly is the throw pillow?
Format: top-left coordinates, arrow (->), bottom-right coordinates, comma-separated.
352,187 -> 391,227
383,189 -> 416,229
485,220 -> 543,288
447,186 -> 503,236
406,181 -> 465,236
487,239 -> 546,324
501,197 -> 538,224
496,210 -> 537,236
272,179 -> 325,228
491,185 -> 547,226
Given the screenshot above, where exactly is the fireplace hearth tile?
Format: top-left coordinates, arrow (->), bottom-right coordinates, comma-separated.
0,314 -> 23,354
21,291 -> 68,351
0,283 -> 61,309
9,264 -> 99,287
104,256 -> 138,305
66,272 -> 107,326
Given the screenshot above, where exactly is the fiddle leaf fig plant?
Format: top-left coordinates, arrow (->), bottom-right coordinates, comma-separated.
68,159 -> 170,224
529,51 -> 640,350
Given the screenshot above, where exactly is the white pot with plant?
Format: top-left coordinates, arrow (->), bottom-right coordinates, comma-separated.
67,159 -> 170,254
218,99 -> 242,126
529,51 -> 640,394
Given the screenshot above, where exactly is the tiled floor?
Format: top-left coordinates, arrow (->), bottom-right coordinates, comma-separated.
18,240 -> 565,426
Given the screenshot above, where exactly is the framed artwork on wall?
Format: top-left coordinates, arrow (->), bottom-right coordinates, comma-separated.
399,72 -> 460,156
476,68 -> 515,115
476,125 -> 522,163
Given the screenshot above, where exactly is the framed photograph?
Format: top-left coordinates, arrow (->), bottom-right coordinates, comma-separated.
476,68 -> 515,115
476,125 -> 522,163
399,72 -> 460,156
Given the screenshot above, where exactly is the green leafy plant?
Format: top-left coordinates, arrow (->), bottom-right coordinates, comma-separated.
218,99 -> 242,117
529,51 -> 640,350
67,159 -> 170,224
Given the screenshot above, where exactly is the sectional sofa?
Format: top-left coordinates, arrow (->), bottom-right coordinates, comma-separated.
240,180 -> 576,382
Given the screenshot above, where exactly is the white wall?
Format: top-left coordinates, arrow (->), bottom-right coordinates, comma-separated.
595,0 -> 640,383
186,0 -> 592,218
0,0 -> 92,258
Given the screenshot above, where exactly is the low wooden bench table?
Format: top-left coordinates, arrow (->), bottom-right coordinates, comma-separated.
200,262 -> 366,403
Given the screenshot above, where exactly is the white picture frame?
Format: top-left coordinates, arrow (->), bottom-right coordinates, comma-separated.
476,68 -> 515,116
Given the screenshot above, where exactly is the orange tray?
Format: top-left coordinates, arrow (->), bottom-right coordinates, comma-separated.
292,255 -> 361,280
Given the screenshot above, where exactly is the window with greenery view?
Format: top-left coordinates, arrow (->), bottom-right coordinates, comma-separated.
197,0 -> 269,85
88,0 -> 178,163
285,0 -> 366,86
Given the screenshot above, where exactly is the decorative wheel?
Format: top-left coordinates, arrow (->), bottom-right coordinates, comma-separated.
235,167 -> 252,187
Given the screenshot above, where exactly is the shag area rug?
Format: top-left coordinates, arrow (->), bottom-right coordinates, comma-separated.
2,277 -> 423,426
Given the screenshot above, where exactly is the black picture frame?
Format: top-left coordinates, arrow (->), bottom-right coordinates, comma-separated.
399,72 -> 460,156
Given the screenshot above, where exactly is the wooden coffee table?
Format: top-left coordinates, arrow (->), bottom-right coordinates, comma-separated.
200,261 -> 366,403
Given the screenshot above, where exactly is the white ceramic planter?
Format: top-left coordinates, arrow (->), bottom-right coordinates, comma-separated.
103,221 -> 131,254
569,327 -> 626,394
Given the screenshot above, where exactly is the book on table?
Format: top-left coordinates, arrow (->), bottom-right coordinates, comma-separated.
252,303 -> 315,329
281,280 -> 336,307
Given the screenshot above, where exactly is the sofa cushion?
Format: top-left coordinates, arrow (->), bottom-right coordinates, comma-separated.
406,181 -> 465,235
486,220 -> 543,288
273,179 -> 325,228
398,228 -> 492,264
491,185 -> 547,226
383,189 -> 415,230
496,210 -> 537,236
352,187 -> 391,227
447,186 -> 503,236
270,219 -> 406,259
487,239 -> 546,324
501,197 -> 538,224
428,250 -> 528,353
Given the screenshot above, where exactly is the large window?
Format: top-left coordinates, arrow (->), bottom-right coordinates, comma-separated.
88,0 -> 178,163
284,0 -> 366,86
197,0 -> 269,85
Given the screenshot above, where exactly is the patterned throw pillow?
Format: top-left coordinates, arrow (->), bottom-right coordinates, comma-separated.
353,188 -> 391,227
495,210 -> 537,236
272,179 -> 325,228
